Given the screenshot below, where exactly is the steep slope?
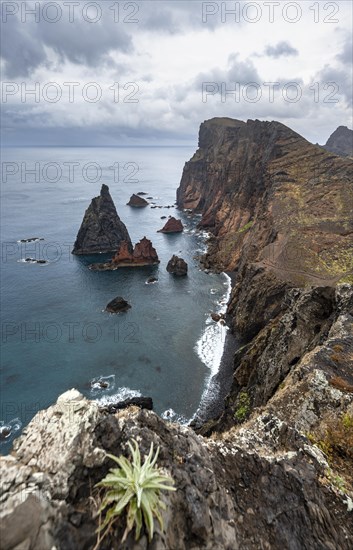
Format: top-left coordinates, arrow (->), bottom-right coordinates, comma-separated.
177,118 -> 353,336
324,126 -> 353,158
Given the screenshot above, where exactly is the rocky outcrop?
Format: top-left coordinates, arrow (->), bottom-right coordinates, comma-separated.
89,237 -> 160,271
1,389 -> 352,550
324,126 -> 353,157
73,184 -> 132,255
158,217 -> 184,233
105,296 -> 131,313
127,194 -> 149,207
166,255 -> 188,276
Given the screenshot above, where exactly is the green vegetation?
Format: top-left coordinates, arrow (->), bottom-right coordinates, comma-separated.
234,392 -> 251,422
95,439 -> 175,546
326,469 -> 346,492
237,220 -> 254,233
307,411 -> 353,472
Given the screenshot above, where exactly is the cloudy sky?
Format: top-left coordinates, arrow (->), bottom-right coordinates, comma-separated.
1,0 -> 352,146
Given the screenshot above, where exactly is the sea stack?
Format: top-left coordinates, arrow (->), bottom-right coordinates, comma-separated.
105,296 -> 131,313
112,237 -> 159,266
89,237 -> 160,270
72,184 -> 132,255
127,194 -> 149,207
158,217 -> 184,233
166,255 -> 188,276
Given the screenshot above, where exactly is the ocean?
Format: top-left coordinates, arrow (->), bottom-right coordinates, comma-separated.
0,146 -> 230,453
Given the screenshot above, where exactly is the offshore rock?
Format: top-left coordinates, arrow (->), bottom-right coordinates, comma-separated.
127,194 -> 149,207
324,126 -> 353,157
105,296 -> 131,313
166,255 -> 188,276
158,217 -> 184,233
72,184 -> 132,255
1,392 -> 352,549
89,237 -> 160,271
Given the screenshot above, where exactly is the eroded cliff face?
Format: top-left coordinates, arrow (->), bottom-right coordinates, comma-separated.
178,118 -> 353,499
177,118 -> 352,282
1,390 -> 352,550
177,117 -> 353,344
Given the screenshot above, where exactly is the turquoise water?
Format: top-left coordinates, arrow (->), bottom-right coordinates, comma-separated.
0,147 -> 229,452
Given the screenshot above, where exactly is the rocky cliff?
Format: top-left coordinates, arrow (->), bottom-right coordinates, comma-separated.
324,126 -> 353,158
1,389 -> 352,550
177,119 -> 353,498
73,184 -> 133,255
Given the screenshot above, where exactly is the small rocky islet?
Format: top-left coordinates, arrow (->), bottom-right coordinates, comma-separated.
3,120 -> 353,550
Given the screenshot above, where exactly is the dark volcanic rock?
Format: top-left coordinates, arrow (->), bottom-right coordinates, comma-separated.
72,184 -> 132,255
146,276 -> 158,284
1,391 -> 352,550
324,125 -> 353,157
105,296 -> 131,313
102,396 -> 153,413
158,217 -> 184,233
127,194 -> 148,207
166,255 -> 188,276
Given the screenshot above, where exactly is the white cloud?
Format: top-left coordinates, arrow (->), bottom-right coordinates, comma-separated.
1,0 -> 352,145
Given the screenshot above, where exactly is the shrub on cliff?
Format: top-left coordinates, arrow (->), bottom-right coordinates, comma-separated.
95,439 -> 175,547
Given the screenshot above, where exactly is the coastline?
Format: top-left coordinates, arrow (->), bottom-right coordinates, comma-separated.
192,271 -> 238,429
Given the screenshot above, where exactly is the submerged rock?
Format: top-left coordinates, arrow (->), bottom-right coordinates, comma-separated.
72,184 -> 132,255
166,255 -> 188,276
105,296 -> 131,313
19,237 -> 44,243
158,217 -> 184,233
127,194 -> 149,207
146,276 -> 158,284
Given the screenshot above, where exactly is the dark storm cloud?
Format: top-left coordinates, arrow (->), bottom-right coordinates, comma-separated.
0,2 -> 133,77
264,41 -> 298,58
0,1 -> 221,78
0,15 -> 47,78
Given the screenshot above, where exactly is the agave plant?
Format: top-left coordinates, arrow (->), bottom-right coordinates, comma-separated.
95,439 -> 175,545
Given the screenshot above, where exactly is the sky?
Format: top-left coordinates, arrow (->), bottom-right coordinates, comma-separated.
1,0 -> 352,146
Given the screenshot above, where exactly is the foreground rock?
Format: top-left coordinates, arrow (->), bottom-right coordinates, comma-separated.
158,217 -> 184,233
127,194 -> 149,207
105,296 -> 131,313
166,255 -> 188,276
323,125 -> 353,157
1,390 -> 352,550
72,184 -> 132,255
90,237 -> 159,271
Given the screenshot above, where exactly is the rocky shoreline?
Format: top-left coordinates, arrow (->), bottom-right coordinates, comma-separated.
1,119 -> 353,549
